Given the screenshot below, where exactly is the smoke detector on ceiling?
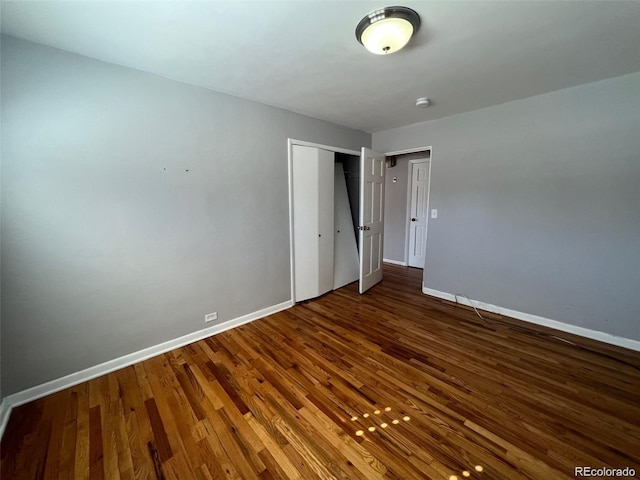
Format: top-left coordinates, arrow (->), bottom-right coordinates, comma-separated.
416,97 -> 430,107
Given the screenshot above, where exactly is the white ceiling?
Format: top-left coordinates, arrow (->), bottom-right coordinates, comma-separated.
2,1 -> 639,133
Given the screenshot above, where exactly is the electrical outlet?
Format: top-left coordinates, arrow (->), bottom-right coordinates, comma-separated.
204,312 -> 218,323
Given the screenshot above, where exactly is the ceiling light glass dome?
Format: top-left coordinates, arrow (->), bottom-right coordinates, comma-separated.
356,6 -> 421,55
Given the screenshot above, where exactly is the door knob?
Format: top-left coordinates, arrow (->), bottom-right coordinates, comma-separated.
411,218 -> 417,222
365,226 -> 371,230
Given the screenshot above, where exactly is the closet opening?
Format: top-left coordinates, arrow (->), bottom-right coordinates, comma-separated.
288,140 -> 386,303
335,153 -> 360,252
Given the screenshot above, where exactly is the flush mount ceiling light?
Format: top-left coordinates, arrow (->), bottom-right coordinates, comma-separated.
356,6 -> 421,55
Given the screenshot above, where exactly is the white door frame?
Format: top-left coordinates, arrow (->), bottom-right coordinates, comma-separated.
288,139 -> 360,303
385,146 -> 432,157
383,146 -> 432,266
405,158 -> 431,267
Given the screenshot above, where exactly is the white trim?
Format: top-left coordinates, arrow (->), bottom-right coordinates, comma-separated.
422,286 -> 640,352
288,139 -> 297,303
422,287 -> 457,302
385,145 -> 432,156
0,398 -> 11,441
0,300 -> 293,440
383,258 -> 408,266
288,138 -> 360,156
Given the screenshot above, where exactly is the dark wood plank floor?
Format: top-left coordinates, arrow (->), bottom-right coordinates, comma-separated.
2,264 -> 639,479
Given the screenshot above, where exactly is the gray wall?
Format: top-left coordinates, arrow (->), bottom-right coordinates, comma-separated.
383,158 -> 409,262
0,40 -> 3,403
0,48 -> 2,402
0,35 -> 370,396
374,73 -> 640,341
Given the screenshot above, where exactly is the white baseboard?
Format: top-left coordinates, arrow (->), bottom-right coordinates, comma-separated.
383,258 -> 408,266
0,299 -> 293,440
422,286 -> 640,352
0,398 -> 10,441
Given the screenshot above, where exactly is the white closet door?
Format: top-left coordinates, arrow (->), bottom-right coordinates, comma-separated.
333,163 -> 359,289
292,145 -> 334,302
317,149 -> 335,295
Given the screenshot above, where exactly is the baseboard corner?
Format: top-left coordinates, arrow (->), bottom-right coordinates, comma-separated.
0,398 -> 11,441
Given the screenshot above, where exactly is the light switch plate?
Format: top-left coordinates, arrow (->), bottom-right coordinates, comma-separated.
431,209 -> 438,219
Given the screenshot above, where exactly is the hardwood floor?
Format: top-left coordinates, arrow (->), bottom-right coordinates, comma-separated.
2,264 -> 639,479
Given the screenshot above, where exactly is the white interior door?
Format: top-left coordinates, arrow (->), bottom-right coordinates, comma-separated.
359,147 -> 385,293
408,160 -> 430,268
